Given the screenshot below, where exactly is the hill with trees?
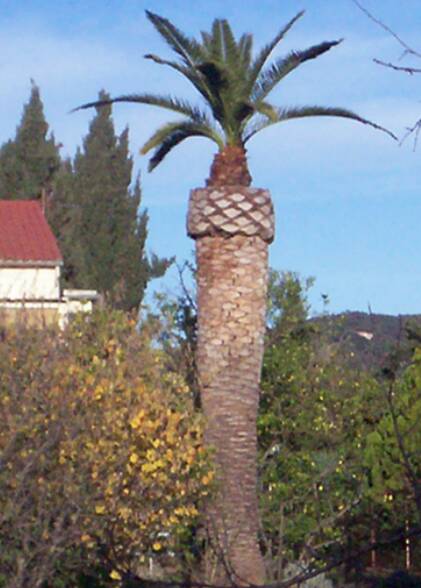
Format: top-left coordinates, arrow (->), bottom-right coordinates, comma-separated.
313,311 -> 421,373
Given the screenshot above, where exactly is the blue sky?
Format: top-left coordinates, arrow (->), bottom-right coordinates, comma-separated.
0,0 -> 420,315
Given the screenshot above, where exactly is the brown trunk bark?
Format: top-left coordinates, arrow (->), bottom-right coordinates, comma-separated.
206,145 -> 252,188
196,233 -> 267,585
187,152 -> 274,585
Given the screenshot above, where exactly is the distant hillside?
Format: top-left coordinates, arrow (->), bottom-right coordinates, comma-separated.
312,311 -> 421,374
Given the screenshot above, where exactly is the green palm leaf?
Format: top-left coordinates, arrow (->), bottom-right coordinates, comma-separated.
200,31 -> 214,58
253,40 -> 343,102
141,120 -> 224,171
244,105 -> 398,143
144,53 -> 197,79
247,11 -> 305,92
198,20 -> 243,120
253,101 -> 278,122
75,93 -> 210,123
219,21 -> 251,101
145,11 -> 204,67
144,54 -> 224,123
76,10 -> 396,170
144,11 -> 227,120
209,19 -> 224,62
219,19 -> 240,67
238,33 -> 253,69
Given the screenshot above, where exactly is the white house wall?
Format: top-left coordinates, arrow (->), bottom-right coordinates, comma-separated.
0,266 -> 60,300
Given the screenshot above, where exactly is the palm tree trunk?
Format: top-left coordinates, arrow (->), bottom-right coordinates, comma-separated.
188,168 -> 274,584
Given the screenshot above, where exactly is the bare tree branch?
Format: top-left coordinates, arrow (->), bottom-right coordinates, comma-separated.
373,58 -> 421,75
351,1 -> 421,148
351,0 -> 421,59
401,118 -> 421,151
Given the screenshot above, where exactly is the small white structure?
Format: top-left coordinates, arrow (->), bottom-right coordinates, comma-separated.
0,200 -> 97,327
355,330 -> 374,341
0,266 -> 61,300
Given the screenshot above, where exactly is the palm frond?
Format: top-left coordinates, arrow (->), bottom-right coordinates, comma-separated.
253,40 -> 342,101
144,53 -> 195,78
200,31 -> 214,58
76,11 -> 395,157
244,105 -> 398,142
233,102 -> 255,122
201,21 -> 245,97
200,20 -> 253,131
146,95 -> 209,122
238,100 -> 276,137
145,11 -> 204,67
219,20 -> 240,67
195,61 -> 228,125
210,19 -> 223,62
254,101 -> 278,122
74,93 -> 210,123
141,120 -> 224,171
144,54 -> 223,121
71,97 -> 112,113
238,33 -> 253,69
248,11 -> 305,91
197,62 -> 227,89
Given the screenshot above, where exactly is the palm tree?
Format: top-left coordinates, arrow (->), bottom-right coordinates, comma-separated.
77,11 -> 394,585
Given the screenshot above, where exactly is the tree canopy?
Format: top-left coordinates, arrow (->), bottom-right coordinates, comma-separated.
0,80 -> 60,200
50,91 -> 171,310
0,310 -> 212,587
77,11 -> 396,171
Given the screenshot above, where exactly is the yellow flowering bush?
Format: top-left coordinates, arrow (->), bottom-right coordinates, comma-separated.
0,310 -> 212,587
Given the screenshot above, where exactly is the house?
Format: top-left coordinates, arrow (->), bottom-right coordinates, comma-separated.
0,200 -> 97,327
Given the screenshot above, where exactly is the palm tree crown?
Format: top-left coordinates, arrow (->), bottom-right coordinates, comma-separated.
78,10 -> 395,172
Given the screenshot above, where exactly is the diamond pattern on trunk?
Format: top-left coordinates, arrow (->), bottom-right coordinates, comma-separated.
187,186 -> 274,243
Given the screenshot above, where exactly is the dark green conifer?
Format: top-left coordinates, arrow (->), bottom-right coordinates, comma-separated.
0,80 -> 60,200
60,91 -> 171,310
47,158 -> 81,283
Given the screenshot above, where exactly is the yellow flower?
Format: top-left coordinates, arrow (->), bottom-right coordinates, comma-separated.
202,473 -> 213,485
130,409 -> 145,429
95,504 -> 106,515
118,507 -> 130,521
110,569 -> 122,580
153,541 -> 162,551
129,453 -> 139,464
141,462 -> 156,473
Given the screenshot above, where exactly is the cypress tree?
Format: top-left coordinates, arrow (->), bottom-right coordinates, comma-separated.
47,158 -> 82,284
0,80 -> 60,200
60,91 -> 170,310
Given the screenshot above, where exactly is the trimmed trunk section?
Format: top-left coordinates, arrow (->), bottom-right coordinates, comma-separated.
206,145 -> 252,188
188,182 -> 274,585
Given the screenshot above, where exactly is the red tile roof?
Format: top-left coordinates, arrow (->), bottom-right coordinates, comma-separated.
0,200 -> 62,264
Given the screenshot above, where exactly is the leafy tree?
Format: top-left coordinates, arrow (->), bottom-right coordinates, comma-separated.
0,310 -> 212,588
154,269 -> 421,581
77,11 -> 394,584
55,91 -> 171,310
258,272 -> 385,580
364,347 -> 421,522
266,269 -> 315,342
0,80 -> 61,200
150,262 -> 199,410
259,274 -> 421,581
